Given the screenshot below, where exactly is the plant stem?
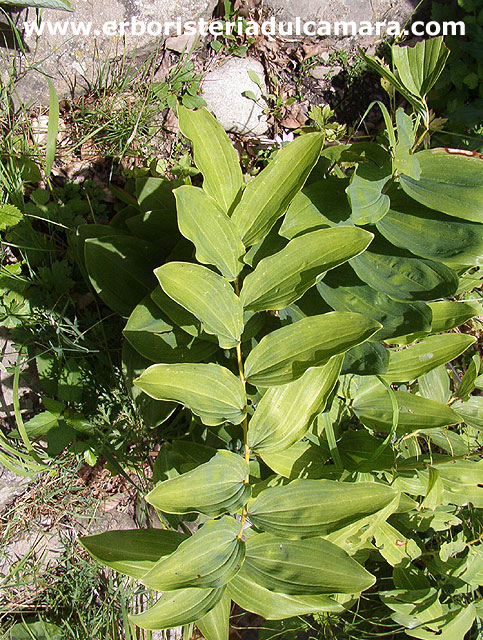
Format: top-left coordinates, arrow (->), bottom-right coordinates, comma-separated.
234,279 -> 250,538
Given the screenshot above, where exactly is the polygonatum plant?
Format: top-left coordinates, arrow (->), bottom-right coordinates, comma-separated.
80,37 -> 483,639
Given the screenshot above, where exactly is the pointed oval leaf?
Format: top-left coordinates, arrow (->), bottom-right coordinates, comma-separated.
130,587 -> 224,631
244,533 -> 375,595
196,590 -> 231,640
317,264 -> 432,341
399,149 -> 483,223
146,450 -> 250,516
453,397 -> 483,431
244,312 -> 381,387
227,567 -> 343,620
231,133 -> 324,246
350,249 -> 458,302
382,334 -> 476,382
353,389 -> 461,432
248,479 -> 398,539
240,227 -> 373,311
377,191 -> 483,266
134,363 -> 247,426
248,356 -> 343,452
175,186 -> 245,280
260,440 -> 330,480
155,262 -> 244,349
124,294 -> 217,363
392,37 -> 449,98
79,529 -> 187,579
142,516 -> 245,591
85,236 -> 158,317
280,177 -> 352,239
178,106 -> 243,212
435,460 -> 483,508
429,300 -> 483,333
151,286 -> 209,339
346,154 -> 392,226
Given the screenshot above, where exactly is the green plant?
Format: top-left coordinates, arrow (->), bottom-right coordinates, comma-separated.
430,0 -> 483,150
243,71 -> 297,123
0,0 -> 72,9
77,37 -> 483,639
151,54 -> 206,111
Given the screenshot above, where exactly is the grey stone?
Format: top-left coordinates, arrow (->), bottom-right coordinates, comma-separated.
4,0 -> 216,105
0,531 -> 65,577
0,329 -> 32,420
263,0 -> 418,40
165,32 -> 200,53
310,64 -> 342,80
0,465 -> 33,514
202,57 -> 268,136
75,510 -> 136,536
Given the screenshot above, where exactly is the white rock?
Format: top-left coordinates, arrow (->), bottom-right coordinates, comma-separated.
202,57 -> 269,136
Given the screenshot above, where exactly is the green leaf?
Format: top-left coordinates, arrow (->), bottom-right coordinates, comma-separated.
406,604 -> 475,640
146,450 -> 250,516
9,621 -> 62,640
280,177 -> 351,240
248,479 -> 397,538
347,149 -> 392,225
260,440 -> 330,480
227,567 -> 343,620
142,516 -> 245,590
248,356 -> 343,452
243,533 -> 375,595
353,388 -> 461,432
399,149 -> 483,223
196,590 -> 231,640
231,133 -> 324,246
392,37 -> 449,98
456,354 -> 480,399
134,363 -> 246,426
429,300 -> 483,333
130,587 -> 225,631
382,334 -> 476,382
317,264 -> 432,341
122,342 -> 177,428
453,397 -> 483,431
151,286 -> 205,338
350,243 -> 458,302
175,186 -> 245,280
79,529 -> 187,579
85,236 -> 158,317
418,366 -> 451,404
178,106 -> 243,212
342,342 -> 389,376
435,460 -> 483,508
359,51 -> 425,113
394,109 -> 420,179
244,312 -> 381,387
0,204 -> 22,231
124,294 -> 217,363
377,190 -> 483,266
338,430 -> 395,472
155,262 -> 244,349
45,80 -> 59,178
240,226 -> 373,311
1,0 -> 72,8
374,522 -> 421,567
22,411 -> 59,437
